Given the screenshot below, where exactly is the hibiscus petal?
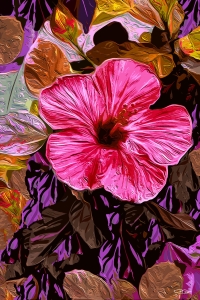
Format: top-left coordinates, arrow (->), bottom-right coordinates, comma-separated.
40,59 -> 160,131
46,130 -> 103,190
39,75 -> 104,131
47,129 -> 167,203
92,59 -> 161,119
129,105 -> 192,165
100,150 -> 168,203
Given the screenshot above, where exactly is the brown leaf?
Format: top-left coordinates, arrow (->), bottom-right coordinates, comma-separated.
131,0 -> 165,30
145,201 -> 197,231
86,40 -> 175,78
69,200 -> 104,249
139,262 -> 183,299
71,189 -> 84,201
0,276 -> 38,299
0,171 -> 8,187
0,289 -> 14,300
111,276 -> 136,299
189,149 -> 200,176
24,40 -> 71,96
9,168 -> 29,200
181,58 -> 200,85
124,203 -> 144,226
24,194 -> 76,266
167,2 -> 184,39
0,264 -> 14,300
0,209 -> 16,251
174,40 -> 200,85
4,261 -> 24,282
174,39 -> 186,60
3,278 -> 27,297
63,270 -> 112,299
0,17 -> 24,65
0,154 -> 29,186
42,253 -> 80,279
0,263 -> 6,286
149,0 -> 184,38
169,153 -> 200,203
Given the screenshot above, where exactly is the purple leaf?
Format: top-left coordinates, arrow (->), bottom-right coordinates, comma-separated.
157,241 -> 200,298
64,0 -> 96,33
179,0 -> 200,37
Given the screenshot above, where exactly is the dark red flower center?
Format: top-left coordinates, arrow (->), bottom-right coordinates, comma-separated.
98,122 -> 122,145
97,105 -> 138,146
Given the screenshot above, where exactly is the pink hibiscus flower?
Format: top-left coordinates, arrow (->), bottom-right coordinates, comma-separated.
39,59 -> 192,203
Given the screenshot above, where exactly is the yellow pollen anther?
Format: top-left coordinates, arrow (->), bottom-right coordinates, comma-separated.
114,103 -> 137,126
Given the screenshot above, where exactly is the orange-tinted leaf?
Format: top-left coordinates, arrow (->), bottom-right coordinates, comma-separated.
149,0 -> 169,21
152,54 -> 175,78
93,0 -> 165,30
0,170 -> 9,185
178,26 -> 200,60
0,208 -> 16,250
87,40 -> 175,77
24,40 -> 71,96
0,154 -> 29,187
0,263 -> 7,286
50,1 -> 83,45
63,270 -> 112,299
139,32 -> 152,43
3,278 -> 27,297
0,17 -> 24,65
95,0 -> 129,15
111,276 -> 136,299
0,276 -> 30,299
139,262 -> 183,299
167,2 -> 184,38
0,288 -> 14,300
0,154 -> 28,171
0,188 -> 27,228
9,168 -> 30,200
149,0 -> 184,38
189,149 -> 200,176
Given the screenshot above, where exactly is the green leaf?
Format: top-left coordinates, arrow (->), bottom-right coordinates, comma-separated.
0,66 -> 36,116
